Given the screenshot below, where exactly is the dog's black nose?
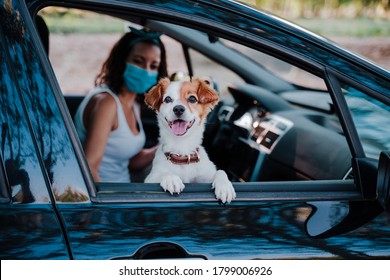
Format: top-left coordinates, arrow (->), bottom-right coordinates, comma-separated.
173,105 -> 185,117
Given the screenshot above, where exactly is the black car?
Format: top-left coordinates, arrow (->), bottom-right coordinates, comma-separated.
1,0 -> 389,259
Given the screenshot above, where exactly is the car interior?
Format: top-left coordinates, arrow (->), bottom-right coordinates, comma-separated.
35,7 -> 357,187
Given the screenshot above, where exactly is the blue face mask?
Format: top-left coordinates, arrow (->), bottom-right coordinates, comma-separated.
123,63 -> 158,94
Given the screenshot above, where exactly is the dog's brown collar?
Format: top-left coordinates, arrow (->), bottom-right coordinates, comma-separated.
165,148 -> 200,165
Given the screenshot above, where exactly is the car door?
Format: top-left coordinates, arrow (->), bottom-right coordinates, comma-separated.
19,0 -> 390,259
0,0 -> 76,258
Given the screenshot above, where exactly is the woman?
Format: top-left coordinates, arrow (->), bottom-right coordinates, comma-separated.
74,28 -> 168,182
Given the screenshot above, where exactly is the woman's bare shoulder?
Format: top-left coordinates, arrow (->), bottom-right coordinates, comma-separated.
84,91 -> 118,126
89,92 -> 118,112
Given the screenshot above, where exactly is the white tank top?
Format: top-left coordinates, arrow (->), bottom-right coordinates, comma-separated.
74,85 -> 146,182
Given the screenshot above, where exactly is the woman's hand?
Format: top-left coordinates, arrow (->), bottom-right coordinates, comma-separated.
129,144 -> 159,171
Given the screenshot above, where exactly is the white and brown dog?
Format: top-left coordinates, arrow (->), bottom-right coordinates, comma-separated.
144,77 -> 236,203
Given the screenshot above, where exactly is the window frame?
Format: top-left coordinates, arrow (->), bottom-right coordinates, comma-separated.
28,0 -> 390,204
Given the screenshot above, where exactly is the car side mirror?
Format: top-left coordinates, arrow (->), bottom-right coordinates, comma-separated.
306,151 -> 390,238
305,201 -> 349,238
377,151 -> 390,212
305,200 -> 383,238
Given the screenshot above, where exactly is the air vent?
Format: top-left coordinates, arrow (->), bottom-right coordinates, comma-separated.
247,114 -> 293,154
260,131 -> 279,149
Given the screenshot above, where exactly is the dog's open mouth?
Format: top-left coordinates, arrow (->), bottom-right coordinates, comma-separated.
166,119 -> 195,136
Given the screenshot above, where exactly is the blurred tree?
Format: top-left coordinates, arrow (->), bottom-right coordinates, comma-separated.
249,0 -> 389,18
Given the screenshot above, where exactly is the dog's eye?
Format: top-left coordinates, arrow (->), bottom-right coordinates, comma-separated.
188,95 -> 198,104
164,96 -> 173,103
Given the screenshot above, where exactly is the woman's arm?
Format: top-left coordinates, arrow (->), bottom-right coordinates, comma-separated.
82,93 -> 117,182
129,144 -> 159,172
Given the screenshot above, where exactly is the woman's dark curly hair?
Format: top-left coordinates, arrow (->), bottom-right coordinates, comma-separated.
95,31 -> 168,94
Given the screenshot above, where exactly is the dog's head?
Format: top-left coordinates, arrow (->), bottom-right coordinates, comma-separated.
145,77 -> 219,137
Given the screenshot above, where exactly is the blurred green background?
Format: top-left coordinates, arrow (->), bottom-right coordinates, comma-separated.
40,0 -> 390,37
247,0 -> 390,37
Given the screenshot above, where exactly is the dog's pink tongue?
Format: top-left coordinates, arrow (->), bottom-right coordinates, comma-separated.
172,121 -> 187,136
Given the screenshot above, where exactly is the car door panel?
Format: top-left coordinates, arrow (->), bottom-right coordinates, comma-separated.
0,206 -> 70,259
58,200 -> 390,259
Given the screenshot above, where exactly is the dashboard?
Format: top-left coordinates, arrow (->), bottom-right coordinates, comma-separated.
205,84 -> 352,182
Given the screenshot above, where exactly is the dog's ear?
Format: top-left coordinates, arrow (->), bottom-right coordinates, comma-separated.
195,78 -> 219,109
145,78 -> 170,111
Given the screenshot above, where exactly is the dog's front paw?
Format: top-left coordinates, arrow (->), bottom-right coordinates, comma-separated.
161,175 -> 185,195
212,170 -> 236,204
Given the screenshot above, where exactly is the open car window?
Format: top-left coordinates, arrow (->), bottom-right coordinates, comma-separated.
35,5 -> 377,205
